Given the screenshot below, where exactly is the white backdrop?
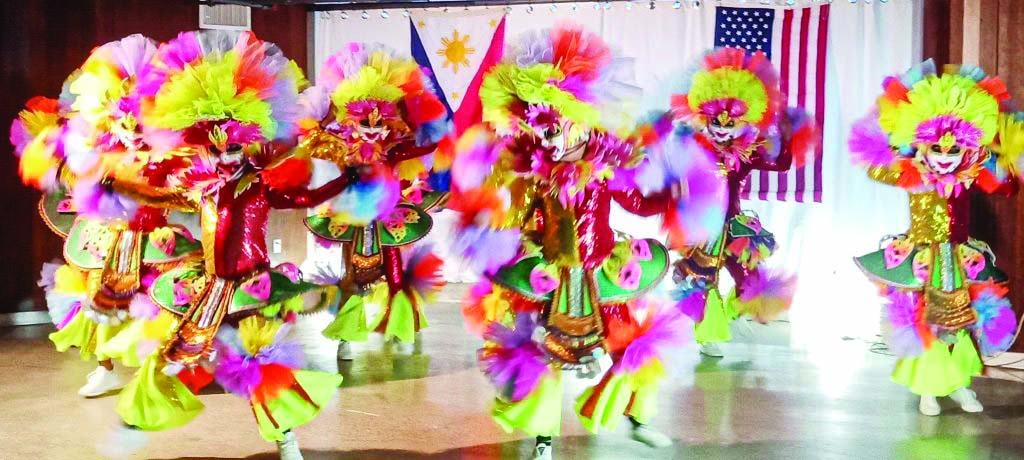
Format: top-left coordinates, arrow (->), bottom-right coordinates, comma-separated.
307,0 -> 923,348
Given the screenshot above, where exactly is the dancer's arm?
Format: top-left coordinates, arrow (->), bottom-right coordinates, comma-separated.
389,140 -> 437,163
612,188 -> 673,217
749,145 -> 793,172
865,164 -> 902,186
106,172 -> 198,212
265,173 -> 351,209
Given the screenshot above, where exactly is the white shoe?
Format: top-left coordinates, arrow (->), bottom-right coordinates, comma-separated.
919,396 -> 941,416
337,341 -> 354,361
630,425 -> 673,448
390,337 -> 414,354
699,343 -> 724,358
277,431 -> 304,460
533,442 -> 552,460
97,425 -> 148,459
79,366 -> 122,397
950,388 -> 984,413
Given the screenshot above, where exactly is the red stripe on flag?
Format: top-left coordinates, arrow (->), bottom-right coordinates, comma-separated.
452,17 -> 505,135
768,8 -> 794,202
793,7 -> 811,203
813,5 -> 829,203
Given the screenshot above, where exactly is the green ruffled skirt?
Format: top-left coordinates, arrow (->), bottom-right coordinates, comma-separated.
493,373 -> 564,437
694,289 -> 736,344
891,330 -> 982,397
50,310 -> 130,363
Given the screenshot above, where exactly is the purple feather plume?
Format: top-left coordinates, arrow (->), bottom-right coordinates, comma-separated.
72,180 -> 140,221
214,345 -> 263,398
635,129 -> 728,245
452,128 -> 501,191
129,293 -> 160,320
883,288 -> 925,357
618,303 -> 694,374
452,224 -> 521,275
256,340 -> 306,369
971,287 -> 1017,356
674,290 -> 707,323
479,313 -> 550,402
738,268 -> 796,302
848,111 -> 896,167
37,262 -> 60,290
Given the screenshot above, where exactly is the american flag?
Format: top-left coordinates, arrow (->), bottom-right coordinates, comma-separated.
716,5 -> 831,203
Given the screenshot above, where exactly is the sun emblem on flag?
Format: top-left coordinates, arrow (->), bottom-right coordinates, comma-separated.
437,30 -> 475,74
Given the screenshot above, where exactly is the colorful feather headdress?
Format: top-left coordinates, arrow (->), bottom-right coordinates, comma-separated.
877,61 -> 1005,151
65,34 -> 160,156
479,22 -> 641,139
670,47 -> 782,131
10,97 -> 66,190
302,43 -> 448,150
850,60 -> 1024,190
137,30 -> 307,153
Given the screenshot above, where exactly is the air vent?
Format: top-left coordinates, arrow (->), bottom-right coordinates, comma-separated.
200,4 -> 252,31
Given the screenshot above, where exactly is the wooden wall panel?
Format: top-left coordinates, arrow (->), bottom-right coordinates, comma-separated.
0,1 -> 309,313
927,0 -> 1024,351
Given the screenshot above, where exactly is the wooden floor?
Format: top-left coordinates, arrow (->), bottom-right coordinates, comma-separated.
4,286 -> 1024,460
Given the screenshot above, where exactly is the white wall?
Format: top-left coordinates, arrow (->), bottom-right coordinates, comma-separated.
307,0 -> 923,348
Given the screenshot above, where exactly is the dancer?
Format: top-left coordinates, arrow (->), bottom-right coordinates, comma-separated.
297,43 -> 449,355
99,30 -> 349,460
452,24 -> 718,460
667,47 -> 814,358
11,34 -> 201,397
850,61 -> 1021,416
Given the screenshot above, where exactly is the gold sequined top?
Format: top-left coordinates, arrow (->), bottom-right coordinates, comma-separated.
868,165 -> 951,244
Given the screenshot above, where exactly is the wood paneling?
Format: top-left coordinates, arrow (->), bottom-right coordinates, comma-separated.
926,0 -> 1024,351
0,1 -> 309,312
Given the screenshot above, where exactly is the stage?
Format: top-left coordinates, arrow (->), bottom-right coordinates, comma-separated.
4,285 -> 1024,460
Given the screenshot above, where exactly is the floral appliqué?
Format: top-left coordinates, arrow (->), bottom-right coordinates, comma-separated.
382,208 -> 420,241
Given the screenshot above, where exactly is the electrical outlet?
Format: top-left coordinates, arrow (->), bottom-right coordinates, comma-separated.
272,239 -> 283,254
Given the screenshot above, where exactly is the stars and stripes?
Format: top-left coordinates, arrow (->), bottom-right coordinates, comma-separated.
716,5 -> 830,203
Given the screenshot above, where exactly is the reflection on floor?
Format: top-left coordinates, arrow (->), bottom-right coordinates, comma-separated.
3,285 -> 1024,460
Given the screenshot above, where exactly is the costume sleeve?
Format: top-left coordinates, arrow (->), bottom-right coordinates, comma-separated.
107,173 -> 198,212
389,140 -> 437,163
866,165 -> 902,185
749,146 -> 792,172
985,176 -> 1020,197
612,188 -> 671,217
265,174 -> 350,209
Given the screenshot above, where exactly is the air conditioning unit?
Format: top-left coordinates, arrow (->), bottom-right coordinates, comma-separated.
200,4 -> 252,31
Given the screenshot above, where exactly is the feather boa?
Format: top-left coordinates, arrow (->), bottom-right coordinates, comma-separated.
448,187 -> 521,275
402,246 -> 445,301
734,268 -> 796,324
634,126 -> 727,248
41,263 -> 87,328
10,96 -> 62,157
71,179 -> 140,221
849,110 -> 896,168
782,107 -> 817,168
603,300 -> 697,387
319,168 -> 400,226
672,287 -> 708,323
213,317 -> 306,403
882,288 -> 930,357
478,313 -> 550,402
452,126 -> 501,191
969,281 -> 1017,356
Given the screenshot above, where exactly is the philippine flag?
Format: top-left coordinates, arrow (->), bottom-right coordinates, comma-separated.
410,9 -> 505,136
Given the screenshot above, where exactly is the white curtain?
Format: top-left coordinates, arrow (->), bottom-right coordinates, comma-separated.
307,0 -> 923,347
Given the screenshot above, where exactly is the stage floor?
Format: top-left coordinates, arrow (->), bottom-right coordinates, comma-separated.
4,286 -> 1024,460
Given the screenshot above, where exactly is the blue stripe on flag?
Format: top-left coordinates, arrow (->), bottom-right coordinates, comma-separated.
410,21 -> 454,117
